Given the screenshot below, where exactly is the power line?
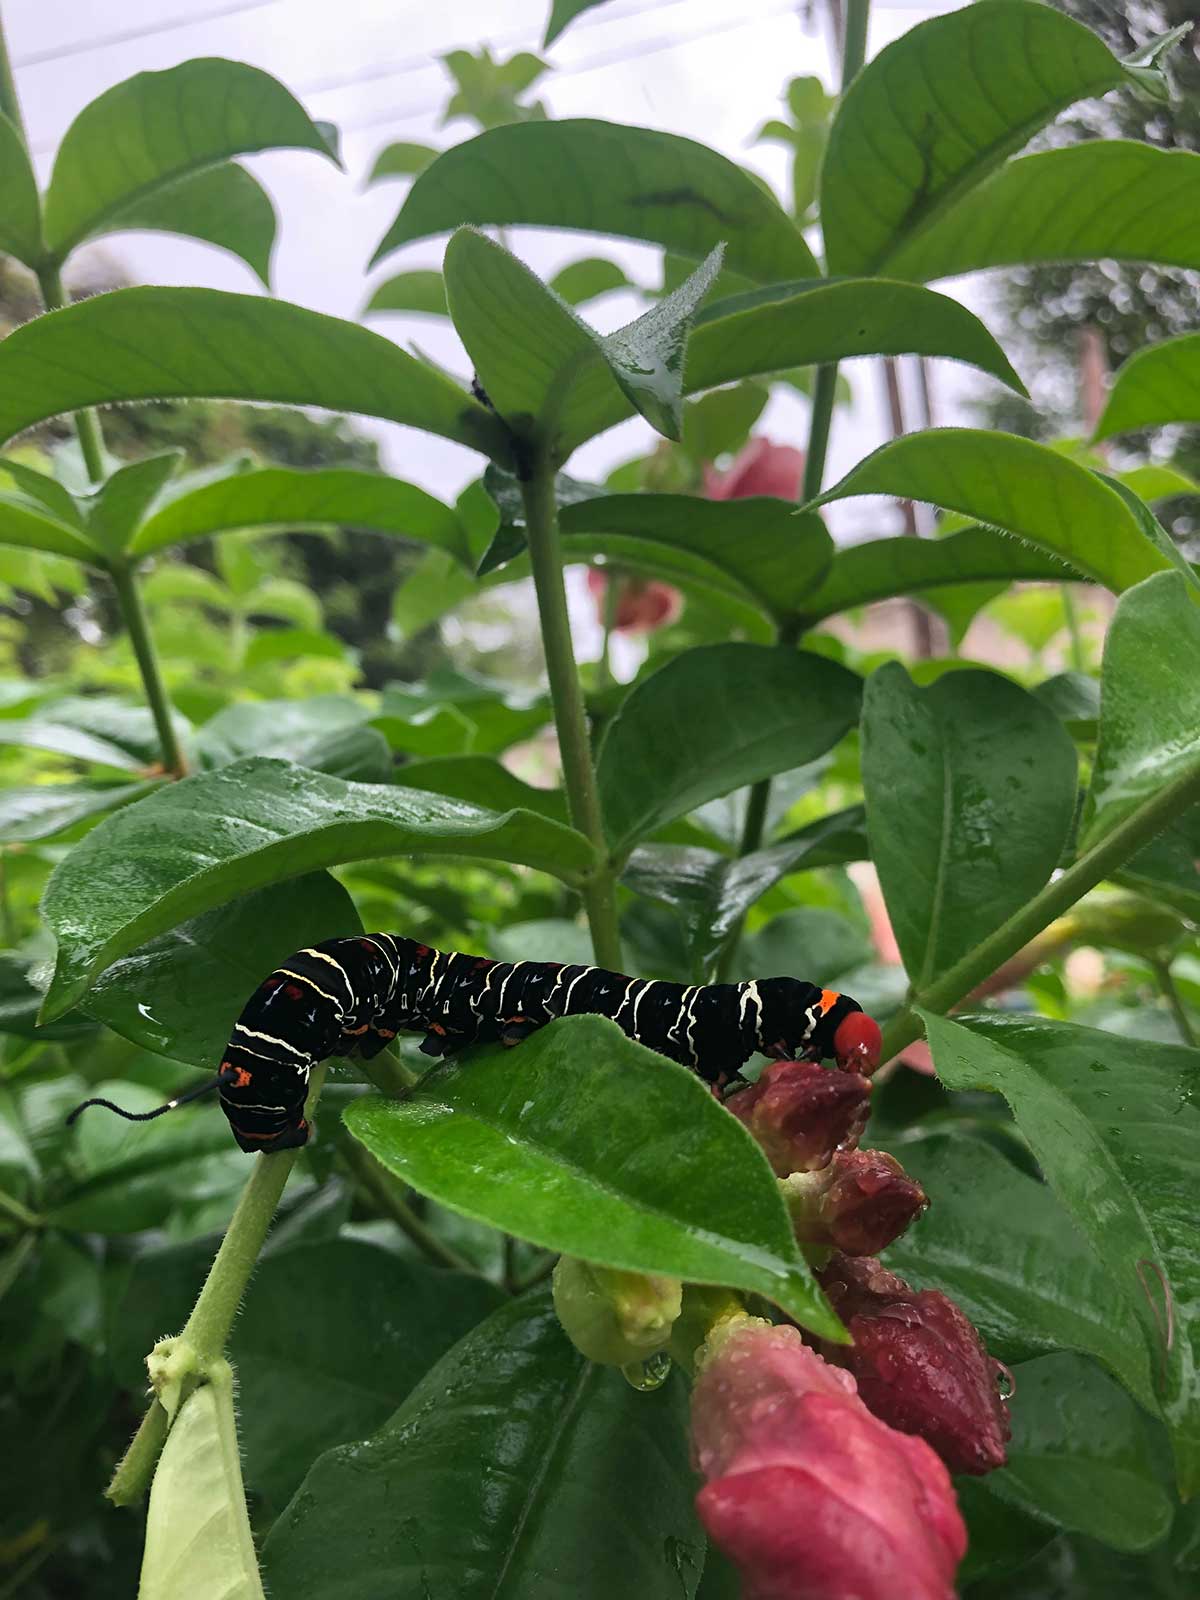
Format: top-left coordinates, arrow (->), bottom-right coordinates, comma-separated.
13,0 -> 281,70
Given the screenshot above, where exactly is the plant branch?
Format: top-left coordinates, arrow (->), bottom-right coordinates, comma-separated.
879,763 -> 1200,1061
33,265 -> 108,484
0,1186 -> 40,1231
1152,959 -> 1198,1049
339,1137 -> 475,1273
106,1399 -> 169,1508
519,452 -> 622,969
109,560 -> 188,777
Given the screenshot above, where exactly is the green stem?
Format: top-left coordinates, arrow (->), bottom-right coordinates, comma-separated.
106,1400 -> 169,1508
519,455 -> 622,969
0,1186 -> 40,1230
801,367 -> 839,503
879,763 -> 1200,1061
34,265 -> 107,484
109,560 -> 187,776
1062,584 -> 1087,673
339,1138 -> 475,1273
596,565 -> 622,694
1152,960 -> 1198,1049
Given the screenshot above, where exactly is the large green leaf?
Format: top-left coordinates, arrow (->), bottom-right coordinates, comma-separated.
0,780 -> 156,845
0,288 -> 511,462
346,1016 -> 838,1333
105,162 -> 278,286
191,696 -> 370,771
132,466 -> 467,562
883,1135 -> 1154,1410
862,665 -> 1077,987
919,1010 -> 1200,1496
624,806 -> 868,979
596,645 -> 861,856
44,58 -> 334,262
796,524 -> 1073,624
373,118 -> 816,283
39,757 -> 596,1019
84,871 -> 362,1067
821,1 -> 1138,275
986,1354 -> 1173,1553
138,1368 -> 264,1600
263,1290 -> 705,1600
886,143 -> 1200,283
1081,573 -> 1200,852
1095,332 -> 1200,441
807,429 -> 1171,594
563,280 -> 1024,452
0,112 -> 43,268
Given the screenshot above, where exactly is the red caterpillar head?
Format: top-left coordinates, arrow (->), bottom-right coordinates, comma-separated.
833,1010 -> 883,1075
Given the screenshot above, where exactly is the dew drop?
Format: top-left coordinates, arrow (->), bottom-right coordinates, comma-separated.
622,1350 -> 672,1391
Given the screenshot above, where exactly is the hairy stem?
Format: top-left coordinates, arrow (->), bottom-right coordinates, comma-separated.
519,455 -> 622,969
879,763 -> 1200,1061
339,1138 -> 475,1273
1152,960 -> 1198,1050
106,1399 -> 170,1508
109,561 -> 188,777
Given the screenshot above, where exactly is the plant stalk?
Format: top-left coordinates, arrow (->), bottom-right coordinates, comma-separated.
1152,960 -> 1197,1050
879,763 -> 1200,1061
519,454 -> 622,969
0,1186 -> 40,1230
109,560 -> 187,776
33,265 -> 108,484
339,1138 -> 475,1273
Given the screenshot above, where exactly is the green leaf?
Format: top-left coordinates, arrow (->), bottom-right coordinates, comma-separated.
0,493 -> 100,564
373,118 -> 817,283
796,525 -> 1072,624
562,280 -> 1025,452
862,665 -> 1077,987
347,1015 -> 838,1332
682,381 -> 768,462
28,693 -> 191,767
549,256 -> 634,306
0,112 -> 43,268
43,58 -> 335,262
597,644 -> 862,856
624,806 -> 868,978
397,755 -> 567,823
82,451 -> 181,555
263,1290 -> 705,1600
885,143 -> 1200,283
807,429 -> 1172,594
362,269 -> 449,318
918,1009 -> 1200,1496
544,0 -> 615,46
0,716 -> 147,771
1115,805 -> 1200,922
883,1135 -> 1154,1411
138,1366 -> 265,1600
366,140 -> 438,183
821,1 -> 1139,276
1081,573 -> 1200,852
986,1354 -> 1173,1553
0,779 -> 156,845
39,757 -> 597,1019
1095,332 -> 1200,441
84,871 -> 361,1066
107,162 -> 278,286
0,288 -> 512,463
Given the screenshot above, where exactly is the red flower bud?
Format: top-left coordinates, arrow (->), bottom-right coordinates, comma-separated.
691,1319 -> 965,1600
819,1255 -> 1011,1476
727,1059 -> 870,1177
703,436 -> 806,501
783,1149 -> 929,1257
586,568 -> 683,633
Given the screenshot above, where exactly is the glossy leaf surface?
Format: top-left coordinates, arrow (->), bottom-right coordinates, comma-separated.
862,665 -> 1077,987
0,780 -> 156,845
346,1016 -> 840,1333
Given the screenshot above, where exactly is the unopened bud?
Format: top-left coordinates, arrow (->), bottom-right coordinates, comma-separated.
552,1256 -> 682,1367
726,1059 -> 870,1177
784,1149 -> 929,1260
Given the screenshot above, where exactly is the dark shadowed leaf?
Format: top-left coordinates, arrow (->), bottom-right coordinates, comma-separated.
263,1290 -> 705,1600
862,665 -> 1077,987
346,1015 -> 839,1333
374,118 -> 816,283
597,645 -> 862,855
1115,805 -> 1200,921
40,757 -> 597,1019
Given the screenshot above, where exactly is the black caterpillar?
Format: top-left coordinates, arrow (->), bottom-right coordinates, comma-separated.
68,935 -> 883,1154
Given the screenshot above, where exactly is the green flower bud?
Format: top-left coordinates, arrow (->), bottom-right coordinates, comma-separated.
552,1257 -> 683,1367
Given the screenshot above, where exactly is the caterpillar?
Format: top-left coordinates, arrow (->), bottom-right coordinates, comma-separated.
67,935 -> 883,1154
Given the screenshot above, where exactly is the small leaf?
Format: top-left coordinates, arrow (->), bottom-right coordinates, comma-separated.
0,111 -> 43,267
366,140 -> 438,184
83,452 -> 181,555
862,665 -> 1077,987
346,1015 -> 839,1333
918,1009 -> 1200,1496
544,0 -> 615,46
1081,572 -> 1200,851
597,644 -> 862,855
822,1 -> 1140,275
807,429 -> 1171,594
263,1290 -> 705,1600
1095,332 -> 1200,441
885,143 -> 1200,284
40,757 -> 596,1018
397,755 -> 567,823
1115,805 -> 1200,922
373,118 -> 816,283
107,162 -> 278,286
0,288 -> 512,464
44,58 -> 335,261
362,269 -> 449,318
549,256 -> 634,306
0,494 -> 100,564
138,1365 -> 264,1600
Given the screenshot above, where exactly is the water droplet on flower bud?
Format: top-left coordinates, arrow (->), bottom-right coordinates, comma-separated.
622,1351 -> 672,1391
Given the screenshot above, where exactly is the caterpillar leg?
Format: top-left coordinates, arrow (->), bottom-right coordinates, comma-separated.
499,1016 -> 539,1048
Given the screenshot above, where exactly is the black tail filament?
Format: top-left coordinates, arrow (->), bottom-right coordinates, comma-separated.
65,1068 -> 232,1129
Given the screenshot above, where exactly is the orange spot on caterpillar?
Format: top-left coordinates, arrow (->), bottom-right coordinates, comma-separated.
818,988 -> 840,1014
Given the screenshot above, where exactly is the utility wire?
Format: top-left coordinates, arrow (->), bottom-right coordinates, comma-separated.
13,0 -> 281,69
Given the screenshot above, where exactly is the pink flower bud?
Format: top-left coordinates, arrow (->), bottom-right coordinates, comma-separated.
819,1255 -> 1010,1476
783,1149 -> 929,1257
586,568 -> 683,633
691,1319 -> 965,1600
726,1059 -> 870,1177
703,436 -> 806,501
